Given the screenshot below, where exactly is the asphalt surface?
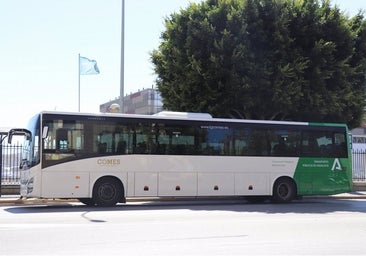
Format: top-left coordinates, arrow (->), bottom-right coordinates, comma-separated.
1,191 -> 366,206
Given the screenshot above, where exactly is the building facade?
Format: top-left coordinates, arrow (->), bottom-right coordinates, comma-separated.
100,88 -> 163,115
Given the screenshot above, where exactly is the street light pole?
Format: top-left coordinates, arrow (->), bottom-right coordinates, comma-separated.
0,133 -> 6,197
120,0 -> 125,113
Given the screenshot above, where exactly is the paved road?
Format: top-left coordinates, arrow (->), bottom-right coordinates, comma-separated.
1,198 -> 366,255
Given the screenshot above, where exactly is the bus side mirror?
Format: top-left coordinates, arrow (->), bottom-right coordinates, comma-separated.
43,126 -> 49,139
7,128 -> 32,144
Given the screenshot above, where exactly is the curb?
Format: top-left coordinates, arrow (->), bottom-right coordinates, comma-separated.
0,197 -> 78,206
305,194 -> 366,200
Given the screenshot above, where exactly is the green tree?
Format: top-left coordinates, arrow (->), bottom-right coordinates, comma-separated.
151,0 -> 366,128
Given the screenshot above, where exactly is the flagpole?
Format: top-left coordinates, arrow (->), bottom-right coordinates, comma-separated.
78,53 -> 81,112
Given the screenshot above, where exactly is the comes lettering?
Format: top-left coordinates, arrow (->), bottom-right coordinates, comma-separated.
97,159 -> 121,166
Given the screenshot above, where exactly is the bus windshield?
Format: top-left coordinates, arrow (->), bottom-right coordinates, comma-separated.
23,114 -> 40,168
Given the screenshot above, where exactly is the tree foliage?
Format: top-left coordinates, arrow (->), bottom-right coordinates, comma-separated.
151,0 -> 366,128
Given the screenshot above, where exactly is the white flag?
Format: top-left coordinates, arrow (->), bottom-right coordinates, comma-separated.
79,56 -> 100,75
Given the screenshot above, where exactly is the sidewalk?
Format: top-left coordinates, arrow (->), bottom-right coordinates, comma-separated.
1,191 -> 366,206
306,191 -> 366,199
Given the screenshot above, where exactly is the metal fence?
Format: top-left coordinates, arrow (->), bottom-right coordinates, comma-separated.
1,145 -> 366,185
1,143 -> 22,185
352,150 -> 366,181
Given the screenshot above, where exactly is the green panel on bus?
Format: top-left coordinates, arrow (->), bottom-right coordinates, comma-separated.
294,157 -> 352,195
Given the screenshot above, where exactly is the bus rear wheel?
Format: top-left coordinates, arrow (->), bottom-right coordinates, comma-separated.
272,178 -> 296,203
92,177 -> 123,207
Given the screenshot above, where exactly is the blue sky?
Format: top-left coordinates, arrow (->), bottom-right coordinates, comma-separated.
0,0 -> 365,128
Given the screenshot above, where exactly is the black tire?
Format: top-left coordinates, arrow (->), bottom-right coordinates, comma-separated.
78,198 -> 96,206
92,177 -> 123,207
272,178 -> 296,203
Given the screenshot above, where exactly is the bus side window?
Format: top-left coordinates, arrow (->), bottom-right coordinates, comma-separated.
56,128 -> 69,150
273,136 -> 288,156
97,132 -> 112,154
247,130 -> 270,156
116,140 -> 126,154
98,142 -> 107,153
271,130 -> 301,157
302,135 -> 320,157
332,133 -> 347,158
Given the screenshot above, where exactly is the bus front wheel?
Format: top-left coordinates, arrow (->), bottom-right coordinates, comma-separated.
92,177 -> 123,207
272,178 -> 296,203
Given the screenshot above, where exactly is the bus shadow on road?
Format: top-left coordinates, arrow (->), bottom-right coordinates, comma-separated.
4,198 -> 366,215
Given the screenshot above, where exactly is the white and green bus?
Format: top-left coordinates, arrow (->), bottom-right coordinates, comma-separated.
10,111 -> 352,206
